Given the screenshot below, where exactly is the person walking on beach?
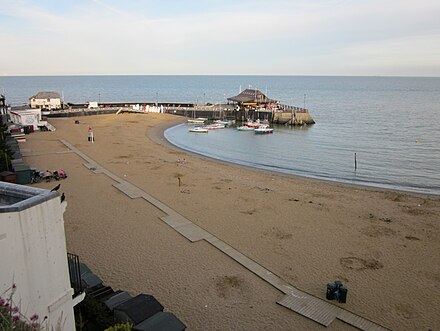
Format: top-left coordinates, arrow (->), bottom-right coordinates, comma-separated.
88,127 -> 94,143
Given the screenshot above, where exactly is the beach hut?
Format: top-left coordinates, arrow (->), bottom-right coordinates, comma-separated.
113,294 -> 164,325
133,312 -> 186,331
12,163 -> 32,184
103,291 -> 132,311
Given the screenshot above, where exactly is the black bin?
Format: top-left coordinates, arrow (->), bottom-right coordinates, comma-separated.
326,283 -> 336,300
339,286 -> 348,303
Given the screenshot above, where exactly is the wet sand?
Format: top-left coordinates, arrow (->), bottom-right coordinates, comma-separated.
22,113 -> 440,330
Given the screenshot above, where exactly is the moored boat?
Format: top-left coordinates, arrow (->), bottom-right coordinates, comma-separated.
189,126 -> 208,133
254,124 -> 274,134
204,123 -> 225,130
237,125 -> 255,131
187,117 -> 207,124
214,119 -> 235,127
243,119 -> 262,129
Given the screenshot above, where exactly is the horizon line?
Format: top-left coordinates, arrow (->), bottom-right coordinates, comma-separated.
1,74 -> 440,79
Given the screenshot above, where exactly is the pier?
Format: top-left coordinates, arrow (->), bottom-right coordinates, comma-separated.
6,87 -> 315,125
17,87 -> 315,125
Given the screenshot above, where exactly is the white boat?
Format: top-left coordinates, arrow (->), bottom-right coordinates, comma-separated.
214,119 -> 235,126
254,124 -> 274,134
204,123 -> 225,130
243,119 -> 262,128
187,118 -> 207,124
237,125 -> 255,131
189,127 -> 208,133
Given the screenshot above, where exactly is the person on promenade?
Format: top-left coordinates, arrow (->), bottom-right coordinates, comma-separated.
88,127 -> 94,143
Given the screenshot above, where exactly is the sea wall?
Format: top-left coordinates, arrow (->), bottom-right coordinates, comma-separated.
272,112 -> 315,125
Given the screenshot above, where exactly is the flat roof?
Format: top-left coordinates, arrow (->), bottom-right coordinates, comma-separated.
0,181 -> 58,213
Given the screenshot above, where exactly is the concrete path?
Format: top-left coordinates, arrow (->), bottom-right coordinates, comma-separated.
59,139 -> 389,331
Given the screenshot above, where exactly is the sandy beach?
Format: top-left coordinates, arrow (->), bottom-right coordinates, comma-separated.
21,113 -> 440,330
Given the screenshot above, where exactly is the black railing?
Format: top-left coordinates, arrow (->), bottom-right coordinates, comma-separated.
67,252 -> 83,297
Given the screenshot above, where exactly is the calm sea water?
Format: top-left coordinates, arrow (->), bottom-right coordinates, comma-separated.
1,75 -> 439,195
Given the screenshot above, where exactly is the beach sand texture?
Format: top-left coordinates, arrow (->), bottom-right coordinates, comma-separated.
22,113 -> 440,330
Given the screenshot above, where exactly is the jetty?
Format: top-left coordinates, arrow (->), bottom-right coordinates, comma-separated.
9,89 -> 315,125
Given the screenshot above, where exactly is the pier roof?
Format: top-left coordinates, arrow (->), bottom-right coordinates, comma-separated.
227,89 -> 277,104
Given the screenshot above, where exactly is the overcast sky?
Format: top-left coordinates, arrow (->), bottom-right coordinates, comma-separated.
1,0 -> 439,76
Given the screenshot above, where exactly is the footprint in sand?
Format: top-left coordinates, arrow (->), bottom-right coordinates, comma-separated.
240,209 -> 257,215
339,257 -> 383,270
263,227 -> 293,240
214,275 -> 246,299
393,303 -> 419,320
360,225 -> 396,238
405,235 -> 420,241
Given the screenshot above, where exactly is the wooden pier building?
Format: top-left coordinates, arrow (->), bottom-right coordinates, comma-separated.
227,88 -> 315,125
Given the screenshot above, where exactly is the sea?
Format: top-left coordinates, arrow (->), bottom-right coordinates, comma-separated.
1,75 -> 439,195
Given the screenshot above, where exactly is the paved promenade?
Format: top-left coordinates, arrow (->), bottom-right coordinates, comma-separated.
59,138 -> 389,331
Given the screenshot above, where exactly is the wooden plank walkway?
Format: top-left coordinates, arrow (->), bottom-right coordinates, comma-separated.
59,139 -> 390,331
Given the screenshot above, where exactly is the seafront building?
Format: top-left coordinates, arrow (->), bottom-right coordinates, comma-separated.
0,94 -> 6,115
0,182 -> 83,331
227,88 -> 315,125
29,91 -> 62,110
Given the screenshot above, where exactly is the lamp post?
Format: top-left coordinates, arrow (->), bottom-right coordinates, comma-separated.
156,92 -> 158,107
303,93 -> 306,110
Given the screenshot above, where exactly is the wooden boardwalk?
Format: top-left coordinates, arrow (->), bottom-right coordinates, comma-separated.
60,139 -> 389,330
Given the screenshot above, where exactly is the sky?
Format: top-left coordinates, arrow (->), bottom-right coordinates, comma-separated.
0,0 -> 439,76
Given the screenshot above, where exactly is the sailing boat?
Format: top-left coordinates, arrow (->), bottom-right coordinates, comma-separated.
187,101 -> 207,124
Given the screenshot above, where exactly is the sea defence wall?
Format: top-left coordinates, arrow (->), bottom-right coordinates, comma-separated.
272,111 -> 315,125
43,103 -> 316,126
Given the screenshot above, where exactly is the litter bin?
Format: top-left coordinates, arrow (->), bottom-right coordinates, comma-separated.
326,283 -> 337,300
339,286 -> 348,303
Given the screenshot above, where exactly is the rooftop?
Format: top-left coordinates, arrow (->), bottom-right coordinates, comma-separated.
0,181 -> 58,212
30,91 -> 61,100
227,88 -> 277,104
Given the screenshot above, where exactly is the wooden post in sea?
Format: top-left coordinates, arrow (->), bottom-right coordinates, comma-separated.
354,153 -> 357,171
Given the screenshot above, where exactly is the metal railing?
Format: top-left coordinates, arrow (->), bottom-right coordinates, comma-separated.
67,252 -> 83,297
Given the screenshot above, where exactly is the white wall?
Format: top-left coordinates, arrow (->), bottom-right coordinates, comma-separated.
8,109 -> 43,130
0,188 -> 76,331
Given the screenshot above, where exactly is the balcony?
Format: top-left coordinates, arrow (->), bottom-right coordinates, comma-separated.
67,252 -> 86,305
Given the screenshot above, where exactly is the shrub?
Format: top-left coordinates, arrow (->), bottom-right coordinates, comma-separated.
0,284 -> 47,331
74,295 -> 114,331
104,322 -> 133,331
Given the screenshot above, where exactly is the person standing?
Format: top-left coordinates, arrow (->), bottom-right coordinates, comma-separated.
88,127 -> 94,143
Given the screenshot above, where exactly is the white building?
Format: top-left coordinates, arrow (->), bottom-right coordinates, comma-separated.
0,182 -> 84,331
8,109 -> 42,131
29,91 -> 62,110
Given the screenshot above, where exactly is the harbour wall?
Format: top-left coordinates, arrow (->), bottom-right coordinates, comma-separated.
43,103 -> 315,125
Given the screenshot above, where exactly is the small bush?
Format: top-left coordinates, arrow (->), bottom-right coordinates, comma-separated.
104,322 -> 133,331
74,295 -> 114,331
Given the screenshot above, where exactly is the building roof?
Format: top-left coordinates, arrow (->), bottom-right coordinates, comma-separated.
227,89 -> 277,104
30,91 -> 61,100
0,181 -> 58,213
114,294 -> 164,325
